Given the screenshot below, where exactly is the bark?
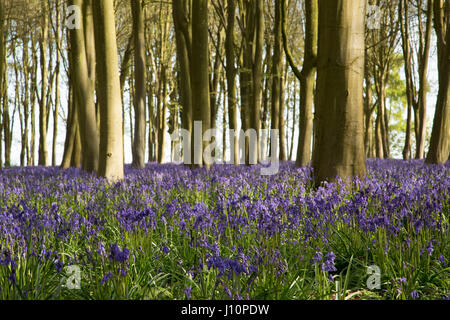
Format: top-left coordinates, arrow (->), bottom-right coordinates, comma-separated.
312,0 -> 367,184
225,0 -> 239,165
21,35 -> 30,166
52,2 -> 61,167
61,85 -> 77,169
93,0 -> 124,181
131,0 -> 147,169
30,38 -> 37,166
190,0 -> 210,168
426,0 -> 450,164
173,0 -> 193,164
0,0 -> 5,168
399,0 -> 414,160
271,0 -> 282,160
282,0 -> 318,167
38,0 -> 49,166
70,0 -> 100,173
250,0 -> 264,164
414,0 -> 433,159
364,71 -> 375,158
279,61 -> 287,161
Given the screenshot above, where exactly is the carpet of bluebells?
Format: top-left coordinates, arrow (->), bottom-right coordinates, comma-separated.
0,159 -> 449,300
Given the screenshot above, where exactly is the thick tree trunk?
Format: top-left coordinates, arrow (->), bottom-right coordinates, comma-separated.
131,0 -> 147,169
70,0 -> 100,173
93,0 -> 124,181
426,0 -> 450,164
312,0 -> 367,184
190,0 -> 210,168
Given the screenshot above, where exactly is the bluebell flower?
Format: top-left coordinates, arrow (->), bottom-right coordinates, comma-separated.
184,286 -> 192,299
410,290 -> 419,299
108,243 -> 130,263
101,272 -> 114,285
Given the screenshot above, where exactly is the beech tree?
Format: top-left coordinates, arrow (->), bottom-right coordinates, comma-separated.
426,0 -> 450,164
70,0 -> 99,173
312,0 -> 367,184
191,0 -> 210,168
131,0 -> 146,169
93,0 -> 124,181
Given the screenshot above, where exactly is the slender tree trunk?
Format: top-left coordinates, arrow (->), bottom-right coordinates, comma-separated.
279,61 -> 287,161
271,0 -> 282,161
93,0 -> 124,181
30,40 -> 37,166
225,0 -> 239,165
22,35 -> 30,166
400,0 -> 414,160
0,0 -> 5,168
38,0 -> 49,166
282,0 -> 318,167
52,2 -> 61,167
250,0 -> 264,164
312,0 -> 367,184
415,0 -> 434,159
2,48 -> 10,166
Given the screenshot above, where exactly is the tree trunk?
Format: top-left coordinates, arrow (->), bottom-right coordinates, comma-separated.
250,0 -> 264,164
426,0 -> 450,164
225,0 -> 239,165
131,0 -> 147,169
279,61 -> 287,161
173,0 -> 192,164
38,0 -> 49,166
52,2 -> 61,167
271,0 -> 282,161
0,0 -> 5,168
282,0 -> 318,167
312,0 -> 367,184
70,0 -> 100,173
190,0 -> 210,168
400,0 -> 414,160
415,0 -> 433,159
93,0 -> 124,181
